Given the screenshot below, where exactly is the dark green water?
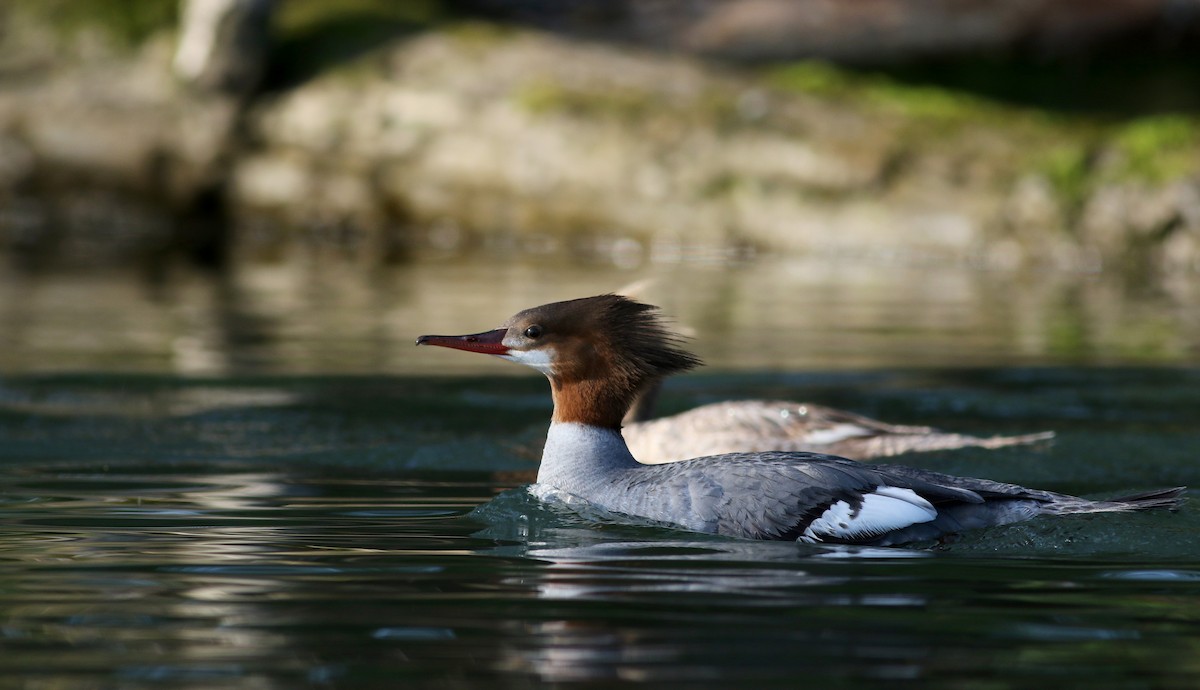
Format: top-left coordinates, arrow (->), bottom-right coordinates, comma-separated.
1,255 -> 1198,686
2,369 -> 1198,688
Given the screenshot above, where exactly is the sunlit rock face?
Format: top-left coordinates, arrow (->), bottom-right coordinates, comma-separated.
0,2 -> 1197,271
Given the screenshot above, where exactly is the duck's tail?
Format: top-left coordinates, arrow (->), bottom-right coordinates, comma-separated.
1044,486 -> 1187,515
1104,486 -> 1188,511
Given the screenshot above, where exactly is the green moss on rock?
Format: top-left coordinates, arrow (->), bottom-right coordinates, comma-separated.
1108,115 -> 1200,183
767,61 -> 1004,123
515,80 -> 663,121
1035,144 -> 1094,218
769,59 -> 1200,217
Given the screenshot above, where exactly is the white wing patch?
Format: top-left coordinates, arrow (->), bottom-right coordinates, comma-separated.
801,486 -> 937,543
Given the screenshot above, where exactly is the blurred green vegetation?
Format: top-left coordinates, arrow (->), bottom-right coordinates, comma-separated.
515,79 -> 740,130
267,0 -> 454,87
9,0 -> 178,48
768,61 -> 1004,124
276,0 -> 448,33
6,0 -> 454,79
880,53 -> 1200,117
1111,115 -> 1200,183
768,60 -> 1200,203
6,0 -> 451,48
1037,145 -> 1094,219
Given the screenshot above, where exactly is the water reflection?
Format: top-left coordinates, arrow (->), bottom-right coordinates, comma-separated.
0,384 -> 298,418
0,468 -> 500,688
0,253 -> 1196,375
471,490 -> 936,680
2,465 -> 1200,687
0,363 -> 1197,688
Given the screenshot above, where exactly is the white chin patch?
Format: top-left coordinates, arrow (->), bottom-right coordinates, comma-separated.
498,348 -> 556,375
802,486 -> 937,543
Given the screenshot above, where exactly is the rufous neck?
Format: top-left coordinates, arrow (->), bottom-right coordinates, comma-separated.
549,376 -> 639,430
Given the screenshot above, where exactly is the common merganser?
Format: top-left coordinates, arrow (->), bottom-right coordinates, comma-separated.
622,386 -> 1055,464
416,294 -> 1184,545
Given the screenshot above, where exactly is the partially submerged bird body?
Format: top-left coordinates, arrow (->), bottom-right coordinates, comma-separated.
538,421 -> 1179,545
622,398 -> 1055,464
417,294 -> 1183,546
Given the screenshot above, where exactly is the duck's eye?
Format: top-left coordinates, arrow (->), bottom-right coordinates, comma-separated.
524,325 -> 543,339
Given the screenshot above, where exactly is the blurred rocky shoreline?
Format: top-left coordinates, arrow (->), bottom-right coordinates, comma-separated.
1,1 -> 1199,273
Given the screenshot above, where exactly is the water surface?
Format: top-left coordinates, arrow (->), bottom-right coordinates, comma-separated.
1,254 -> 1196,374
1,370 -> 1198,688
1,252 -> 1198,686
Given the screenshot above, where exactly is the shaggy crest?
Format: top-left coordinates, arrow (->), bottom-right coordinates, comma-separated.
591,294 -> 701,378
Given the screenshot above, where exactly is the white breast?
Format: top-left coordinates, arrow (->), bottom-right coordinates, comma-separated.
537,422 -> 640,490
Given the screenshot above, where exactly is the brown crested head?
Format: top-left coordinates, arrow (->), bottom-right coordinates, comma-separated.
417,294 -> 700,428
499,294 -> 701,385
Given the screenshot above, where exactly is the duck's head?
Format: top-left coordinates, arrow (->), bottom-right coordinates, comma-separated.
417,294 -> 700,427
